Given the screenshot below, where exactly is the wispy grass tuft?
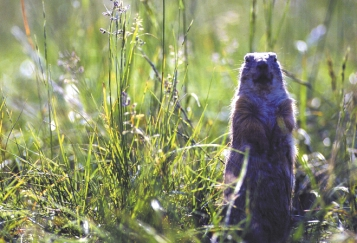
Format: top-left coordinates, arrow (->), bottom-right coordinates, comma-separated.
41,0 -> 53,159
1,1 -> 357,242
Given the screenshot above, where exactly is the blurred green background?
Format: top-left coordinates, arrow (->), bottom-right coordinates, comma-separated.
1,0 -> 356,152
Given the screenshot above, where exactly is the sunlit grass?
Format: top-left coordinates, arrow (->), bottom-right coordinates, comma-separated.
1,0 -> 357,242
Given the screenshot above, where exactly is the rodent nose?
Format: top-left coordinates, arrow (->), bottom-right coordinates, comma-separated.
257,61 -> 268,71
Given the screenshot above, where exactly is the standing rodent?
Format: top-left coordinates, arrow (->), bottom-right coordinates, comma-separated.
222,52 -> 296,243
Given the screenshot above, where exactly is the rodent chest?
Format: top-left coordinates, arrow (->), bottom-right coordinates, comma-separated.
243,97 -> 280,129
234,95 -> 291,153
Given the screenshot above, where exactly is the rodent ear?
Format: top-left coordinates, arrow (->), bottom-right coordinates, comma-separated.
244,55 -> 250,63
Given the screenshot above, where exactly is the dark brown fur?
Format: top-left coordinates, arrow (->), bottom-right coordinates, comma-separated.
222,52 -> 296,243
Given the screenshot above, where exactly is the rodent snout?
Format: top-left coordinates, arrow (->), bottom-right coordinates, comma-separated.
256,61 -> 268,71
253,60 -> 272,84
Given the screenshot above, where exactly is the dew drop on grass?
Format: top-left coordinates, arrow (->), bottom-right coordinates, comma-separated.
50,120 -> 56,131
311,97 -> 321,108
323,137 -> 331,147
20,59 -> 35,78
81,220 -> 89,236
68,111 -> 75,122
307,24 -> 326,45
295,40 -> 307,53
151,199 -> 163,212
72,1 -> 80,8
349,72 -> 357,84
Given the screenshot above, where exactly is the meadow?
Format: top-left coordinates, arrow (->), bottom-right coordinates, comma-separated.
0,0 -> 357,242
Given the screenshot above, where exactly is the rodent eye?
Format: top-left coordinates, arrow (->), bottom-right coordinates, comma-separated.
273,56 -> 277,62
244,56 -> 250,63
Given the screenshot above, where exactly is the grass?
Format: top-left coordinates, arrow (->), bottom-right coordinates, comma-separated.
1,0 -> 357,242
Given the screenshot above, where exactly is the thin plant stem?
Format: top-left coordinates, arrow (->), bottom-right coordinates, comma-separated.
249,0 -> 257,52
161,0 -> 166,102
42,0 -> 53,159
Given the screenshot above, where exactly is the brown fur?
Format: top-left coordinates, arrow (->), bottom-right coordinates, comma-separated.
222,52 -> 296,243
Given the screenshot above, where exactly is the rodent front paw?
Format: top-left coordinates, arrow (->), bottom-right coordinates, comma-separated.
247,133 -> 269,153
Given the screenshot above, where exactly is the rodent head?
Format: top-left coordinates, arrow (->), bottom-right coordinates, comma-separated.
238,52 -> 286,96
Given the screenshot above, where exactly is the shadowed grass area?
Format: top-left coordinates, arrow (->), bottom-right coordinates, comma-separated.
0,0 -> 357,242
